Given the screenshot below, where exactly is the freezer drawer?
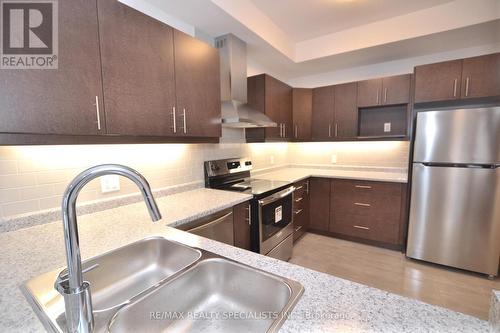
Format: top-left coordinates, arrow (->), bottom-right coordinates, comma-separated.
407,163 -> 500,276
413,107 -> 500,164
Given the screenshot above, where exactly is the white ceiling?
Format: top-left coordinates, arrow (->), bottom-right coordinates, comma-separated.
250,0 -> 453,42
126,0 -> 500,85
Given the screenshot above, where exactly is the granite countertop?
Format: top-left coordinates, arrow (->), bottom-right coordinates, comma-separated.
491,290 -> 500,332
254,166 -> 408,184
0,187 -> 488,332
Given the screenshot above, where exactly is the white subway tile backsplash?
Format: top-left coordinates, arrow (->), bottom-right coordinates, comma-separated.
2,199 -> 39,217
0,141 -> 407,220
0,160 -> 18,175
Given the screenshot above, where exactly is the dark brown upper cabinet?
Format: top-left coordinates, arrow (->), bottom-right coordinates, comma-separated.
173,30 -> 221,138
97,0 -> 176,136
334,82 -> 358,139
292,88 -> 312,141
0,0 -> 221,143
414,53 -> 500,103
461,53 -> 500,99
414,60 -> 463,103
357,74 -> 411,107
246,74 -> 292,142
311,86 -> 335,141
0,0 -> 104,135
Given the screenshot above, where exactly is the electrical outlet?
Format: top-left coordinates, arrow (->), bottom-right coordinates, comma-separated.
331,154 -> 337,164
384,122 -> 391,133
270,155 -> 275,165
100,175 -> 120,193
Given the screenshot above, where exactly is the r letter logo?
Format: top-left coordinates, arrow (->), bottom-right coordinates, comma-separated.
1,0 -> 58,69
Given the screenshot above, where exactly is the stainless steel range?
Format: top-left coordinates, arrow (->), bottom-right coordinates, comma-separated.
205,158 -> 295,261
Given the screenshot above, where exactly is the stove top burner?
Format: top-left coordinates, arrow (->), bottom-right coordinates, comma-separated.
227,178 -> 291,196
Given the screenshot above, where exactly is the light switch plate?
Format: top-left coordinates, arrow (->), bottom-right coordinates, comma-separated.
100,175 -> 120,193
331,154 -> 337,164
384,122 -> 391,133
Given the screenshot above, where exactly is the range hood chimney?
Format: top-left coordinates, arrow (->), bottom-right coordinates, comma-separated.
215,34 -> 277,128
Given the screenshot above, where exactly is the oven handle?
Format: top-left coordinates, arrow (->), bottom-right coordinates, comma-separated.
258,186 -> 295,207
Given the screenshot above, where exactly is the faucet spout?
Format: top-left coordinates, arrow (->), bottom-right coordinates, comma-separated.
58,164 -> 161,332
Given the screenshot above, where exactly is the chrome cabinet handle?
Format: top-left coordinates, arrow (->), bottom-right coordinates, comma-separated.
245,205 -> 251,226
453,78 -> 458,97
384,88 -> 388,104
465,77 -> 470,97
295,186 -> 303,191
328,123 -> 332,137
182,108 -> 187,134
305,181 -> 309,194
172,107 -> 177,133
283,123 -> 286,138
354,202 -> 371,207
295,197 -> 303,202
294,209 -> 303,215
279,123 -> 283,138
295,124 -> 298,138
353,225 -> 370,230
94,96 -> 101,131
335,123 -> 338,137
355,185 -> 372,189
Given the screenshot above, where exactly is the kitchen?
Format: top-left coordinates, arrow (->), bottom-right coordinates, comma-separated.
0,0 -> 499,332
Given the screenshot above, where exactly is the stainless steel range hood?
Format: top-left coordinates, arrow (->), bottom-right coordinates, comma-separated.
215,34 -> 277,128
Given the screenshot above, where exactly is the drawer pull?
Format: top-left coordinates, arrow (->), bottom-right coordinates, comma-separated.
353,225 -> 370,230
295,197 -> 303,203
355,185 -> 372,189
295,186 -> 303,191
294,209 -> 303,215
354,202 -> 371,207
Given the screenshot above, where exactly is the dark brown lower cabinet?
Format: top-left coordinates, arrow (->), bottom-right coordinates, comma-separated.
308,178 -> 331,232
293,179 -> 310,241
307,177 -> 407,249
330,179 -> 407,247
233,201 -> 251,250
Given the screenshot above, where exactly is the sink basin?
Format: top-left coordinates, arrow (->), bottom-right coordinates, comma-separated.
82,237 -> 202,311
108,257 -> 304,333
22,237 -> 201,332
23,237 -> 303,333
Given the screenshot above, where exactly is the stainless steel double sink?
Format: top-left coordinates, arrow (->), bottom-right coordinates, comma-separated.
22,237 -> 304,332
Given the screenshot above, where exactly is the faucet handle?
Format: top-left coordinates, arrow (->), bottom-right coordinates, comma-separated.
55,264 -> 99,293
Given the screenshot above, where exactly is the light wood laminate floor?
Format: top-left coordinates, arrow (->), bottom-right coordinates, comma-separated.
290,233 -> 500,320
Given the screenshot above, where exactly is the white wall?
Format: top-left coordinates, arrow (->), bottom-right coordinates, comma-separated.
288,44 -> 500,88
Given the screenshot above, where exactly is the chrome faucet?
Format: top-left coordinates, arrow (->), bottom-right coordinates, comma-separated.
55,164 -> 162,333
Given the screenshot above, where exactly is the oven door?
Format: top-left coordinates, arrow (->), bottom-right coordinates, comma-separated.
258,186 -> 295,255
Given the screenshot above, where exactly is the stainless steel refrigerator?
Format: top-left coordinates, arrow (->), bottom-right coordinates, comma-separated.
407,106 -> 500,277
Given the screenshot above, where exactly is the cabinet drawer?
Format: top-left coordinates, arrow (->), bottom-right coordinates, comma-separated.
331,213 -> 400,245
294,179 -> 309,197
333,193 -> 401,220
333,179 -> 401,196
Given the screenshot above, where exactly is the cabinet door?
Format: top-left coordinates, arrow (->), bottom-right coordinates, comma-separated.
233,201 -> 251,250
334,82 -> 357,139
414,60 -> 462,103
0,0 -> 104,135
311,86 -> 334,140
292,88 -> 312,141
382,74 -> 411,105
266,75 -> 292,140
174,30 -> 221,137
98,0 -> 176,136
309,178 -> 331,231
461,53 -> 500,99
357,78 -> 382,107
